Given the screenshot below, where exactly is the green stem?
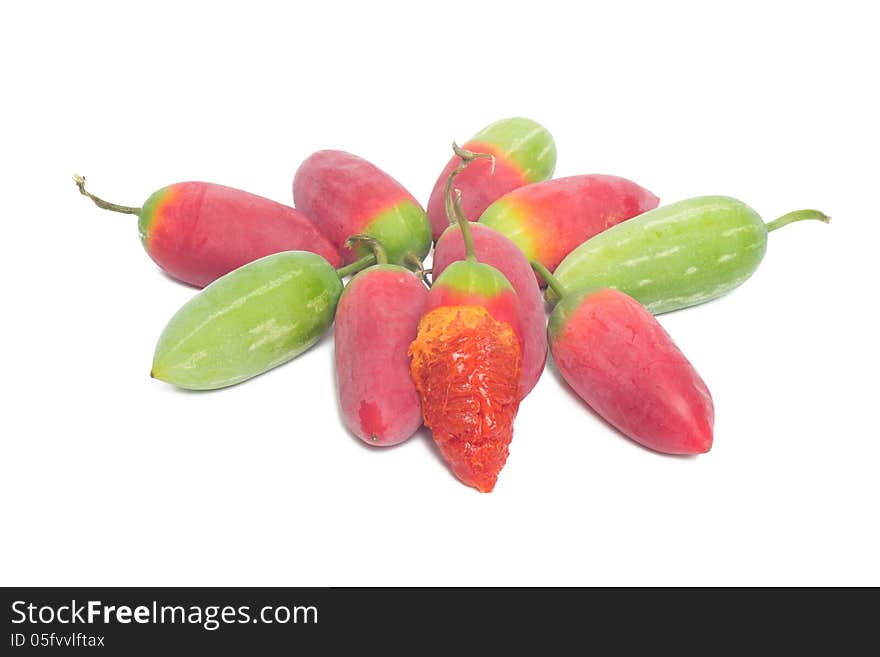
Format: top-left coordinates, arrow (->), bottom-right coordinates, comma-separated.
345,234 -> 388,265
73,174 -> 141,216
530,261 -> 567,300
766,209 -> 830,232
443,142 -> 494,263
335,254 -> 376,279
452,189 -> 478,262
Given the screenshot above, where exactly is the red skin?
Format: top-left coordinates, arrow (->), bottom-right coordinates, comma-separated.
148,183 -> 341,288
433,224 -> 547,398
292,150 -> 422,263
335,267 -> 428,446
490,174 -> 660,273
426,142 -> 527,240
551,289 -> 714,455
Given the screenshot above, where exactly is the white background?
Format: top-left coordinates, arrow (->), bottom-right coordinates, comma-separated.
2,1 -> 878,586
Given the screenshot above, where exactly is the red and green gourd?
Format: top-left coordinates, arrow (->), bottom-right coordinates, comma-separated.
425,117 -> 557,240
292,150 -> 431,267
433,221 -> 547,399
479,174 -> 659,277
74,175 -> 341,288
537,263 -> 714,455
334,235 -> 428,446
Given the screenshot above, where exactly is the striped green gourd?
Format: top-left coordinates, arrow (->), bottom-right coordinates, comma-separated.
152,250 -> 373,390
546,196 -> 829,313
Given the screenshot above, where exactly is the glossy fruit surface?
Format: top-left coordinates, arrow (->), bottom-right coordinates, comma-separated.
293,150 -> 431,265
152,251 -> 342,390
77,177 -> 341,288
335,264 -> 427,446
425,117 -> 556,239
479,174 -> 658,274
550,196 -> 829,313
550,287 -> 714,455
